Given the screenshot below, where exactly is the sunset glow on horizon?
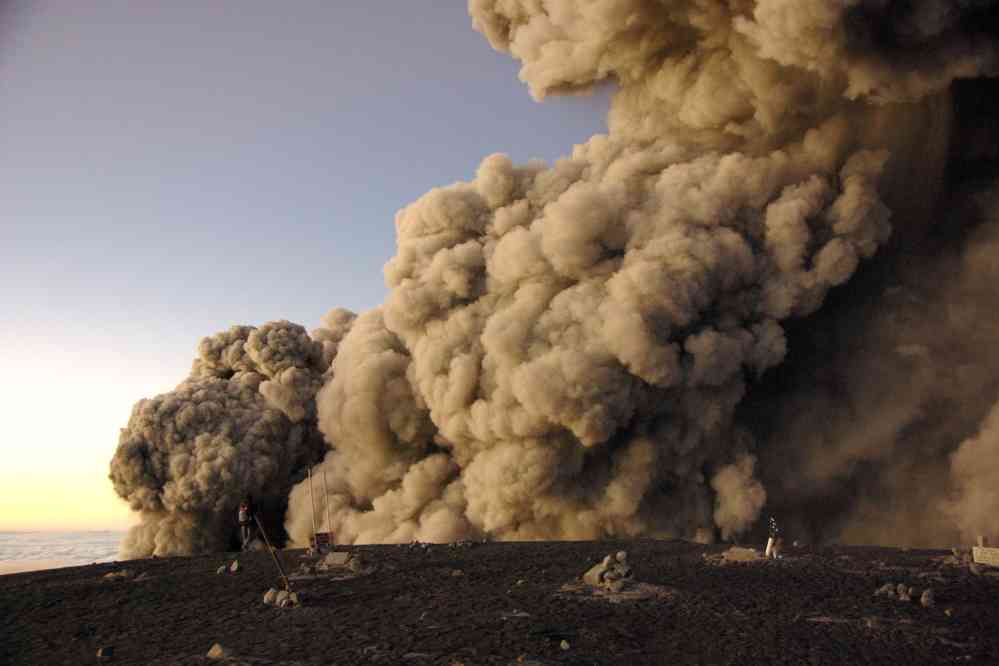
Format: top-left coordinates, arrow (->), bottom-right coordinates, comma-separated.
0,344 -> 177,531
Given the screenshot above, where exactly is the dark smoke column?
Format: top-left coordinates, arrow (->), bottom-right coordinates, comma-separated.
110,317 -> 352,558
285,1 -> 999,547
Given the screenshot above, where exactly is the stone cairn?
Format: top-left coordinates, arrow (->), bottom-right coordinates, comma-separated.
874,582 -> 935,607
582,551 -> 634,592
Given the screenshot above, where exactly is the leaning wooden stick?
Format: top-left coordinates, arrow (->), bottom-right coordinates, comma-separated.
254,514 -> 291,591
307,465 -> 319,549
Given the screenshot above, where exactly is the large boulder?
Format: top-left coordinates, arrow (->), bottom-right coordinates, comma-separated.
316,551 -> 351,571
582,551 -> 634,591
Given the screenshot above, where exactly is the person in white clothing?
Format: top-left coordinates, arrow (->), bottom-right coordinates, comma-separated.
765,516 -> 782,559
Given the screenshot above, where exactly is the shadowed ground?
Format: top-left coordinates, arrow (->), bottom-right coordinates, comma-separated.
1,540 -> 996,664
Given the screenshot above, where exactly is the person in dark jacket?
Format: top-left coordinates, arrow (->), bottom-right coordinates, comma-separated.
238,496 -> 256,550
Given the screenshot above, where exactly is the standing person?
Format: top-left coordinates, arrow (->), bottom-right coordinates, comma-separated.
238,496 -> 256,551
765,516 -> 781,559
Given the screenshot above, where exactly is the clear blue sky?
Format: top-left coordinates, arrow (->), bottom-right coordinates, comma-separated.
0,1 -> 609,529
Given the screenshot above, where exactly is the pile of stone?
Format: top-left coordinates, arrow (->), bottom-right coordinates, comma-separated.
875,582 -> 935,607
263,587 -> 301,608
582,551 -> 633,592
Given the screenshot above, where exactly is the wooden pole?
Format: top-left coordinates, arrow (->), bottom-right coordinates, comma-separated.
322,468 -> 333,550
253,514 -> 291,591
308,465 -> 319,550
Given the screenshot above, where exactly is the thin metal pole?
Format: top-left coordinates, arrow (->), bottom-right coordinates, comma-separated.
308,465 -> 319,549
322,467 -> 333,549
253,514 -> 291,591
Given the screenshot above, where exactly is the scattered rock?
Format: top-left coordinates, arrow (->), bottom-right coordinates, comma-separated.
559,640 -> 570,651
316,551 -> 351,571
206,642 -> 232,660
876,582 -> 920,604
229,560 -> 240,574
451,569 -> 465,577
720,546 -> 762,563
263,588 -> 278,605
500,610 -> 532,620
875,583 -> 896,598
945,608 -> 954,617
216,565 -> 227,575
133,572 -> 150,582
921,589 -> 935,608
103,569 -> 134,581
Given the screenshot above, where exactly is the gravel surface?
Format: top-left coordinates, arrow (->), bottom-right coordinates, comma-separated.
1,540 -> 997,665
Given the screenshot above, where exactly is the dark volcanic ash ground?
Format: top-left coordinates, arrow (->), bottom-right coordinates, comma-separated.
2,541 -> 998,665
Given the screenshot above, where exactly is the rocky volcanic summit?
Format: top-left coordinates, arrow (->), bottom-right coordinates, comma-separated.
2,539 -> 998,664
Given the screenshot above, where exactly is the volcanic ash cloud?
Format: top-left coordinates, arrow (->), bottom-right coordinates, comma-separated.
114,2 -> 999,554
285,0 -> 999,547
110,319 -> 348,557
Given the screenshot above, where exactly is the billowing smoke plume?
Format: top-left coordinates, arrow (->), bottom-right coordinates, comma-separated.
113,1 -> 999,556
110,320 -> 341,556
756,181 -> 999,546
